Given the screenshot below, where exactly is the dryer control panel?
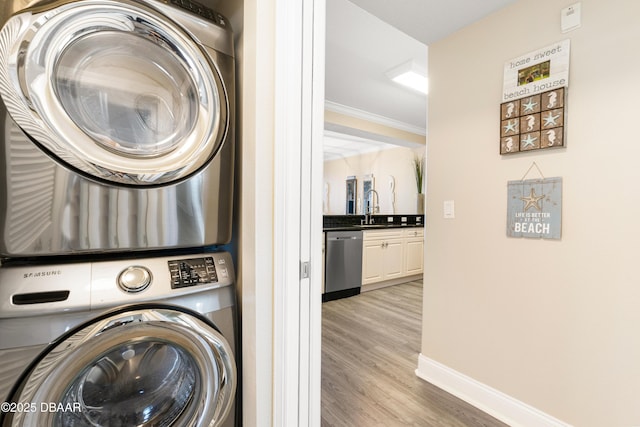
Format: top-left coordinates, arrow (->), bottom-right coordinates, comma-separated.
169,256 -> 218,289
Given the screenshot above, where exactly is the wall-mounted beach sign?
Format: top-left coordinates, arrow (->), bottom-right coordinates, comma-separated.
507,176 -> 562,240
500,39 -> 570,155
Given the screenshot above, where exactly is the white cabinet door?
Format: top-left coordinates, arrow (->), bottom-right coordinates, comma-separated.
362,239 -> 385,285
384,238 -> 404,280
405,238 -> 424,275
404,228 -> 424,276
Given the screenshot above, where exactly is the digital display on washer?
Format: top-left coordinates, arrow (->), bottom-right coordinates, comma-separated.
169,257 -> 217,289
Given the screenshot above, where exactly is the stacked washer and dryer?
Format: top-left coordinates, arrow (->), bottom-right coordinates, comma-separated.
0,0 -> 239,426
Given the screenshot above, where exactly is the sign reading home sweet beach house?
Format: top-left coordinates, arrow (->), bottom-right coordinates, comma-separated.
500,40 -> 570,155
507,177 -> 562,239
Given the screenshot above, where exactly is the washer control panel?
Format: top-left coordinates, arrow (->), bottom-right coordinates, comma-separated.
169,256 -> 218,289
3,252 -> 237,311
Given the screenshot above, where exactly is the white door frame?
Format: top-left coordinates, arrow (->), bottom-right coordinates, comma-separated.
272,0 -> 325,426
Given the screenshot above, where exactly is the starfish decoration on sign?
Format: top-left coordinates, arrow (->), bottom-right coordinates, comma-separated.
522,98 -> 538,112
503,120 -> 517,134
521,134 -> 538,148
520,188 -> 544,211
542,111 -> 561,127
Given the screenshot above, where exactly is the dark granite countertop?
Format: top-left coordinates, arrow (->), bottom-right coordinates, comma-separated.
323,214 -> 424,232
323,223 -> 424,232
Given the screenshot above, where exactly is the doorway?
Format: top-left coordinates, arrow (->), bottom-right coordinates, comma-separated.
320,0 -> 428,423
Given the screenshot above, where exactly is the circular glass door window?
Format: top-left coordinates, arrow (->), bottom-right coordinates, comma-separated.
0,1 -> 228,186
54,31 -> 199,159
56,340 -> 197,426
1,307 -> 236,427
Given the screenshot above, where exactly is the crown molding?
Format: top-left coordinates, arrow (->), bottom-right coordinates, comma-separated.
324,101 -> 427,136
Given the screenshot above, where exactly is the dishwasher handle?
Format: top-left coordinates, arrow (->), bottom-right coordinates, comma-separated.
328,236 -> 360,241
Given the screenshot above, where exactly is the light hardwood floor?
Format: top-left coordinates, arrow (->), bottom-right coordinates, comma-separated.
321,281 -> 508,427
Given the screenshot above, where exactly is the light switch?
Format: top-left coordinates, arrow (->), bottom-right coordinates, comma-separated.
443,200 -> 455,219
561,2 -> 581,33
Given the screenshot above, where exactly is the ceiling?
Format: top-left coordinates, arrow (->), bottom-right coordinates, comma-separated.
324,0 -> 518,159
347,0 -> 519,46
325,0 -> 428,131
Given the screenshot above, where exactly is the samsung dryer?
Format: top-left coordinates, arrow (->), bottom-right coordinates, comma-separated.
0,0 -> 235,256
0,251 -> 238,427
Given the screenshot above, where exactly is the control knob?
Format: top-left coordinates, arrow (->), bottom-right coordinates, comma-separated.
117,266 -> 152,293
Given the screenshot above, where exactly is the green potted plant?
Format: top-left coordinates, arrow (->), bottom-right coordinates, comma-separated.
412,154 -> 425,214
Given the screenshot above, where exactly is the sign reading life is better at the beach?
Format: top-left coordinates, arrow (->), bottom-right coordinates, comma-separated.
500,40 -> 570,155
507,177 -> 562,240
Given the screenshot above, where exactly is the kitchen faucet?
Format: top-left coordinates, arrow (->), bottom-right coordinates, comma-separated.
362,189 -> 379,224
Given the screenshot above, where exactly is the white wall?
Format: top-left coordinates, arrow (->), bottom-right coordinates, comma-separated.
232,0 -> 276,425
323,144 -> 425,215
421,0 -> 640,425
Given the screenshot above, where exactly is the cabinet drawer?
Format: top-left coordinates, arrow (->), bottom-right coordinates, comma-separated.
363,229 -> 403,240
403,228 -> 424,238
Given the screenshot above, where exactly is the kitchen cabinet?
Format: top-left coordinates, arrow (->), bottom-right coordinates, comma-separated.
404,228 -> 424,276
361,238 -> 385,284
362,227 -> 424,291
361,228 -> 423,289
383,239 -> 404,279
362,230 -> 404,285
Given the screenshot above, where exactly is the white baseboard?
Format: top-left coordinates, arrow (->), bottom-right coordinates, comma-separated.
415,354 -> 572,427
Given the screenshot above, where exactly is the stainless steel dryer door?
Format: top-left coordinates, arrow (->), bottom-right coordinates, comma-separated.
0,305 -> 236,427
0,0 -> 228,186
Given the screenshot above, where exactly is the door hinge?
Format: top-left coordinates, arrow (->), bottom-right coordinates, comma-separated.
300,261 -> 310,279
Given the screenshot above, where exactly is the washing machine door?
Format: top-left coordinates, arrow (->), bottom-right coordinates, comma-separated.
0,305 -> 236,427
0,0 -> 228,186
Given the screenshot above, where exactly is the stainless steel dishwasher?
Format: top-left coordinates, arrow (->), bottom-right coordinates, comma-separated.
323,230 -> 363,302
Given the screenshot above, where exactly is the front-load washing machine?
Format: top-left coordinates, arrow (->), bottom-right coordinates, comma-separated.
0,251 -> 238,427
0,0 -> 235,257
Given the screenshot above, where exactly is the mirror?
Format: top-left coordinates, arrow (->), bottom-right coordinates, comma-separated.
362,174 -> 375,214
345,176 -> 357,214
